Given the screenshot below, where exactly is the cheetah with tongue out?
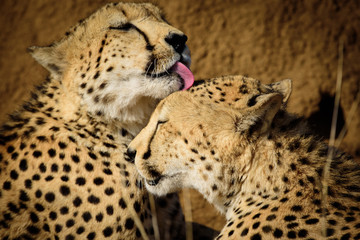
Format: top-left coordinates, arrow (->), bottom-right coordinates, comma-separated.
0,2 -> 196,240
129,75 -> 360,239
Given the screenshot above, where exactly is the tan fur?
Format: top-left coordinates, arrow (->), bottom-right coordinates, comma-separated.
130,75 -> 360,239
0,2 -> 191,239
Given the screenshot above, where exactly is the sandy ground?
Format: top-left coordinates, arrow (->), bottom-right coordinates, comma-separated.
1,0 -> 359,232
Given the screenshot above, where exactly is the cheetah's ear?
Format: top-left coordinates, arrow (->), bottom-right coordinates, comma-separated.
236,93 -> 282,135
268,79 -> 292,104
28,45 -> 66,77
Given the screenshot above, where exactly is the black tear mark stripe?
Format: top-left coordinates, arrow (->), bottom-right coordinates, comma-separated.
109,23 -> 132,31
142,120 -> 168,160
109,23 -> 154,51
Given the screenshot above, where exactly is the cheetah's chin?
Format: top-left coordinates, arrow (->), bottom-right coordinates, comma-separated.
144,172 -> 182,189
146,177 -> 161,186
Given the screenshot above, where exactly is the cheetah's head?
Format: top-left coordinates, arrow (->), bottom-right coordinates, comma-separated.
28,2 -> 193,134
128,76 -> 291,209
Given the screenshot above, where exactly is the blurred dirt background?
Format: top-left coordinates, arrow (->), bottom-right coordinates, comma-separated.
0,0 -> 359,232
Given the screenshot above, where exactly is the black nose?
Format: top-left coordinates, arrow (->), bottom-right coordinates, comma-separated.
165,33 -> 188,54
125,148 -> 136,163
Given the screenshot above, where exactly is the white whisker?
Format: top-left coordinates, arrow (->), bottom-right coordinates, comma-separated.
148,193 -> 161,240
153,59 -> 158,76
321,38 -> 344,237
145,61 -> 153,76
183,188 -> 194,240
139,16 -> 150,23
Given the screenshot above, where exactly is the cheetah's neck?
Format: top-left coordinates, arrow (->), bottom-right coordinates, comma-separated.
12,76 -> 153,138
220,112 -> 358,220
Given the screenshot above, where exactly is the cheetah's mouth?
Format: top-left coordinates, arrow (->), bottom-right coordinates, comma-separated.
146,177 -> 161,186
145,61 -> 194,90
145,173 -> 180,186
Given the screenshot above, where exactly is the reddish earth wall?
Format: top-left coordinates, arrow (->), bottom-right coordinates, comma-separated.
1,0 -> 359,231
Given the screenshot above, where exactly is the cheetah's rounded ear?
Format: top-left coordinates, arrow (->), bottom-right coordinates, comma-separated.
27,45 -> 66,78
268,79 -> 292,104
236,93 -> 283,136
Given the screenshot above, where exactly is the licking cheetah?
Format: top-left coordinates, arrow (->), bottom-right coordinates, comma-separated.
0,2 -> 195,239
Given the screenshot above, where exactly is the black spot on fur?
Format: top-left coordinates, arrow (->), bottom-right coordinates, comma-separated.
266,214 -> 276,221
93,71 -> 100,79
48,149 -> 56,157
103,227 -> 113,237
119,198 -> 127,209
273,228 -> 283,238
19,190 -> 30,201
59,185 -> 70,196
241,228 -> 249,236
19,159 -> 28,171
247,94 -> 259,107
45,192 -> 55,202
125,218 -> 134,230
96,213 -> 104,222
192,80 -> 205,87
88,195 -> 100,204
27,225 -> 40,235
73,197 -> 82,207
82,212 -> 92,222
305,218 -> 319,225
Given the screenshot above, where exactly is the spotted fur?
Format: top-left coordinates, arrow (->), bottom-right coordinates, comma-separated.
130,75 -> 360,239
0,2 -> 191,239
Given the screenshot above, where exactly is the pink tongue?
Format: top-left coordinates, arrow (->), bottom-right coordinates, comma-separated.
172,62 -> 194,90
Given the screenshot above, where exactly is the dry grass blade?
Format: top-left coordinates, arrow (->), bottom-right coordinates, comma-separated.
183,188 -> 194,240
148,193 -> 161,240
125,190 -> 150,240
321,39 -> 344,238
130,205 -> 150,240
